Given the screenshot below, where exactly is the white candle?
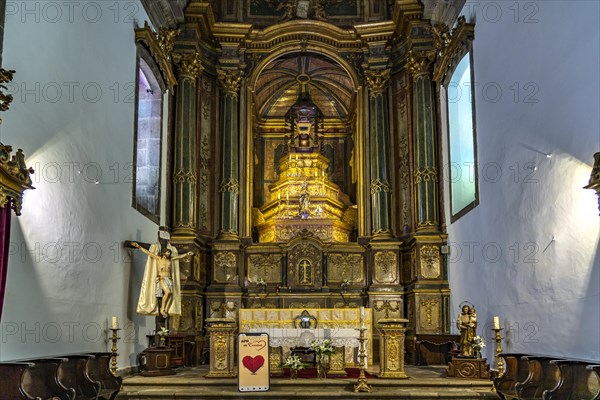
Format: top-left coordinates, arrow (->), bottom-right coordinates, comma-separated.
289,154 -> 292,162
360,306 -> 365,321
493,316 -> 500,330
286,192 -> 289,201
111,316 -> 118,329
278,193 -> 281,200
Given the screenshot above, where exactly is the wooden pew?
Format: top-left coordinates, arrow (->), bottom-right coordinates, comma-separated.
55,354 -> 102,400
21,358 -> 75,400
494,353 -> 531,400
587,365 -> 600,400
514,356 -> 561,400
86,352 -> 122,400
0,362 -> 39,400
543,360 -> 600,400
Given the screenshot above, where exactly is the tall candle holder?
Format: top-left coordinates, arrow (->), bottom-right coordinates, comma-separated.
109,328 -> 121,377
354,324 -> 372,393
493,328 -> 505,376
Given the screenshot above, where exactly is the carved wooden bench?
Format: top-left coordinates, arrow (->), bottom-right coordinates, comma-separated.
86,352 -> 122,400
514,356 -> 561,400
494,353 -> 531,400
55,354 -> 102,400
543,360 -> 600,400
0,362 -> 39,400
21,357 -> 75,400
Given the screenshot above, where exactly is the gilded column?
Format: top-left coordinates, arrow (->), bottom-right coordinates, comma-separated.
407,50 -> 439,232
365,69 -> 393,239
172,52 -> 203,234
217,69 -> 242,239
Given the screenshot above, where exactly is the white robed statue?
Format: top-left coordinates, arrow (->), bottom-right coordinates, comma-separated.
127,228 -> 193,318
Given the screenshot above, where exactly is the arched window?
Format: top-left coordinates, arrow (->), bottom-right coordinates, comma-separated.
133,53 -> 164,223
445,51 -> 479,221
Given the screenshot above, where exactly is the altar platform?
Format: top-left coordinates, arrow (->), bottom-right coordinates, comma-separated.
116,365 -> 499,399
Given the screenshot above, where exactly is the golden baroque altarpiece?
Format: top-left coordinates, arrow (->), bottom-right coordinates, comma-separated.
137,0 -> 475,366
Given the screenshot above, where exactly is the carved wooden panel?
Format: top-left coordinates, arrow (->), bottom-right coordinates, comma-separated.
420,245 -> 441,279
418,297 -> 441,333
373,251 -> 398,284
288,240 -> 322,288
214,251 -> 237,282
327,253 -> 364,283
247,254 -> 282,283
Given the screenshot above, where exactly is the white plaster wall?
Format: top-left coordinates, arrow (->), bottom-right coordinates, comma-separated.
442,0 -> 600,362
0,1 -> 166,369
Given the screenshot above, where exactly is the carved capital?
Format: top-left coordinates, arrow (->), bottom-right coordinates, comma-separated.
406,49 -> 435,78
175,52 -> 203,80
217,69 -> 243,95
364,69 -> 391,96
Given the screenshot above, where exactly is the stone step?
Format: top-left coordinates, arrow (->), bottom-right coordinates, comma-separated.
117,366 -> 499,399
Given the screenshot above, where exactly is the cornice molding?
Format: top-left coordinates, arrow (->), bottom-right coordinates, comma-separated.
135,22 -> 179,90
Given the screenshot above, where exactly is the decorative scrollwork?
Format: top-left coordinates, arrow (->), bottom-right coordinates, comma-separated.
370,178 -> 391,195
158,27 -> 181,56
219,178 -> 240,194
0,68 -> 15,116
414,167 -> 438,184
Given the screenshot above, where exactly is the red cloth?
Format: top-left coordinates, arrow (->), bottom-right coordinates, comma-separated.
0,199 -> 12,322
284,367 -> 376,379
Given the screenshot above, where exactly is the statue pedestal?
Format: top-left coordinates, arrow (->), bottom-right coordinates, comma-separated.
141,347 -> 176,376
448,357 -> 491,379
205,318 -> 237,378
376,318 -> 409,379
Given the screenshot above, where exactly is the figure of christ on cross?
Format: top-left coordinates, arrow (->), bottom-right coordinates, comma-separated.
131,242 -> 193,318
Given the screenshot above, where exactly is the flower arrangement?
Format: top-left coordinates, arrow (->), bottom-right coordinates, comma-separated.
256,278 -> 267,292
282,354 -> 305,378
340,279 -> 350,291
157,327 -> 169,336
157,327 -> 169,347
310,339 -> 335,378
471,335 -> 485,355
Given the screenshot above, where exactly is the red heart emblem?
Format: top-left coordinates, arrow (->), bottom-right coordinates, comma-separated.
242,355 -> 265,374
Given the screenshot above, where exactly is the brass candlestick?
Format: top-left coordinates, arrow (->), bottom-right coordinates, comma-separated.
354,325 -> 372,393
493,328 -> 504,377
110,328 -> 121,377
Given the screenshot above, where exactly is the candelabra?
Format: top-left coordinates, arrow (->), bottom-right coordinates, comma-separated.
493,328 -> 505,376
109,328 -> 121,377
354,325 -> 372,393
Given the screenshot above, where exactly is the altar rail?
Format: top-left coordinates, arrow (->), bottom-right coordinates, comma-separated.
494,353 -> 600,400
0,352 -> 121,400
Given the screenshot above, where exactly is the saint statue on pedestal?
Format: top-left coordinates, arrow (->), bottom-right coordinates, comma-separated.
457,304 -> 477,357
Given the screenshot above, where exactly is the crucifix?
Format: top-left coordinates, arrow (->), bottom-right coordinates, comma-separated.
299,259 -> 312,284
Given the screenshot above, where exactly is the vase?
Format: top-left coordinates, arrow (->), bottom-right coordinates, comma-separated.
317,364 -> 327,380
290,369 -> 298,380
